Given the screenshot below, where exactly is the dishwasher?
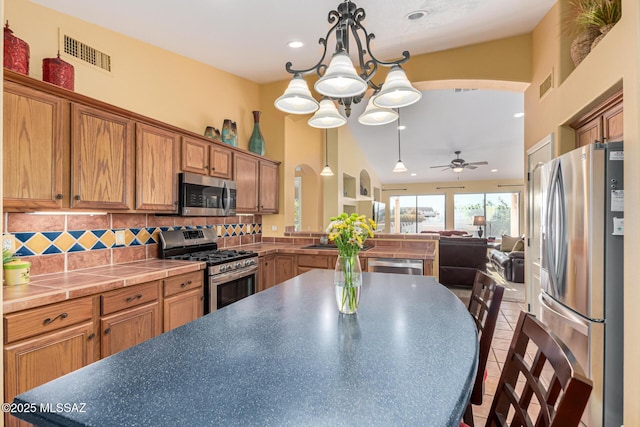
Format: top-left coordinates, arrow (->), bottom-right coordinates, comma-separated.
367,258 -> 424,275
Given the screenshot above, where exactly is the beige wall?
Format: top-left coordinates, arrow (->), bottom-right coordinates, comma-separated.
525,1 -> 640,424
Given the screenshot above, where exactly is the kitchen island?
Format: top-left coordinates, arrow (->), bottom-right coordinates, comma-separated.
12,270 -> 478,427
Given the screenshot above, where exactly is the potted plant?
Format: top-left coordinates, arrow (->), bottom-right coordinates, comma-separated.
567,0 -> 622,66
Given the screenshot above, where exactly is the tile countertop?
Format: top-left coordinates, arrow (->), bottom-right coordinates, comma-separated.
3,239 -> 435,314
3,259 -> 206,314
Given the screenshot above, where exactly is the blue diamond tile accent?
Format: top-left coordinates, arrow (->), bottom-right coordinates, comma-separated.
129,239 -> 141,247
68,243 -> 85,253
15,247 -> 35,257
130,228 -> 141,235
92,241 -> 107,250
145,236 -> 156,244
42,231 -> 62,241
92,229 -> 107,238
14,232 -> 35,244
43,245 -> 62,255
69,230 -> 84,239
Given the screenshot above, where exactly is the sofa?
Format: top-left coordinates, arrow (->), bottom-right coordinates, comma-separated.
488,235 -> 525,283
438,237 -> 488,288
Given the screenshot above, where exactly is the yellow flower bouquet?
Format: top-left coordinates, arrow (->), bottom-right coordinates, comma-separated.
326,213 -> 376,314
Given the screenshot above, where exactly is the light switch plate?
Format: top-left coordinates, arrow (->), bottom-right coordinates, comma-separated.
217,225 -> 223,236
115,230 -> 125,245
271,225 -> 277,231
3,234 -> 16,252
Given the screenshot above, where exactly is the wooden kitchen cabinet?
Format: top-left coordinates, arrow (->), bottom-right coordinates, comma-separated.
100,281 -> 161,358
136,122 -> 179,212
259,254 -> 276,291
233,152 -> 279,214
275,254 -> 296,284
3,81 -> 67,210
71,103 -> 134,210
572,90 -> 623,147
3,296 -> 97,427
181,136 -> 232,179
162,271 -> 204,331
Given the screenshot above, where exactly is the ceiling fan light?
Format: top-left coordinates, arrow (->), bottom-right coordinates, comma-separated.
393,160 -> 408,173
308,98 -> 347,128
373,65 -> 422,108
314,51 -> 368,98
358,96 -> 398,125
275,74 -> 320,114
452,166 -> 464,173
320,165 -> 334,176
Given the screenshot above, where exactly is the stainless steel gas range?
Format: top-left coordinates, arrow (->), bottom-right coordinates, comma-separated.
159,229 -> 258,313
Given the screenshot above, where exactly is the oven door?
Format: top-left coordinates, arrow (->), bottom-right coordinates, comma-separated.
207,267 -> 257,313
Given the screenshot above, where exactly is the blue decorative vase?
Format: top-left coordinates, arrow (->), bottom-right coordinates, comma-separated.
222,119 -> 237,147
248,111 -> 265,156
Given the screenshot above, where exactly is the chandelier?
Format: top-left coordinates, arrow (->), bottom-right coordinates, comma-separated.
274,0 -> 422,128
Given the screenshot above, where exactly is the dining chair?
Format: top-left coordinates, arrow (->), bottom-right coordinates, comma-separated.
482,311 -> 592,427
462,270 -> 504,426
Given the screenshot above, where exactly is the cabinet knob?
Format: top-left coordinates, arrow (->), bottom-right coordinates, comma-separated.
74,195 -> 81,201
55,194 -> 63,200
104,327 -> 111,335
43,312 -> 68,325
88,333 -> 96,341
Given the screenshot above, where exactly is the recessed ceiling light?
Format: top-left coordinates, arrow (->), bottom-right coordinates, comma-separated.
406,10 -> 428,21
288,41 -> 304,48
514,112 -> 524,118
398,125 -> 406,130
410,173 -> 417,176
491,169 -> 498,173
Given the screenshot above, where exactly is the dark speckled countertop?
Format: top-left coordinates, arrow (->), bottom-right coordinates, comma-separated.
13,270 -> 477,427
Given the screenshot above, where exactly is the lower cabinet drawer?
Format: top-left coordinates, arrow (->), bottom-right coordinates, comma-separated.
163,271 -> 204,297
297,255 -> 331,269
101,281 -> 160,315
4,297 -> 93,344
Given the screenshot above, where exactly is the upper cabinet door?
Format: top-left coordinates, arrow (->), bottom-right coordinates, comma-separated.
71,104 -> 134,210
210,145 -> 232,179
234,153 -> 259,213
3,82 -> 66,209
259,161 -> 279,213
181,136 -> 209,175
135,123 -> 179,212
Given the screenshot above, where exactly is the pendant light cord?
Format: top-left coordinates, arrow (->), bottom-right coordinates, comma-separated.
325,130 -> 329,166
397,108 -> 402,161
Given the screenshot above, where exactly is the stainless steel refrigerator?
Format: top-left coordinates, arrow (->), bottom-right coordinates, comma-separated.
539,142 -> 623,427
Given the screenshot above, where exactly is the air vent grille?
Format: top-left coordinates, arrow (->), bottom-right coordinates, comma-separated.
63,35 -> 111,72
539,73 -> 553,98
454,88 -> 478,93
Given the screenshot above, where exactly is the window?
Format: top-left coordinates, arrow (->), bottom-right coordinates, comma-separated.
389,195 -> 445,233
453,192 -> 520,237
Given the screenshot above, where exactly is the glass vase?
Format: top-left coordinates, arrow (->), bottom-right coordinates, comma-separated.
334,254 -> 362,314
248,110 -> 265,155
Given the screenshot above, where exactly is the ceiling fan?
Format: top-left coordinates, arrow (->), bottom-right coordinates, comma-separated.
430,151 -> 489,173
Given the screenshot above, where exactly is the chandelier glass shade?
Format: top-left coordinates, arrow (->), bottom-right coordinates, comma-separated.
358,94 -> 398,125
308,98 -> 347,129
275,0 -> 421,126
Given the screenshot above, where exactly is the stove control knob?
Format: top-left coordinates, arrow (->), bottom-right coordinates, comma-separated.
221,265 -> 228,272
235,262 -> 241,268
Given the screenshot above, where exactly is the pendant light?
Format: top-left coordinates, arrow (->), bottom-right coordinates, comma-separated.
393,108 -> 408,173
308,97 -> 347,128
358,93 -> 398,126
320,130 -> 334,177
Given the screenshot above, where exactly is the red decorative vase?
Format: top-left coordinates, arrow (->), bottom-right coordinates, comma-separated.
43,53 -> 75,91
3,21 -> 29,75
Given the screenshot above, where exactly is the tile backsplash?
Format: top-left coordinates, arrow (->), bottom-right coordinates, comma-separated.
3,213 -> 262,275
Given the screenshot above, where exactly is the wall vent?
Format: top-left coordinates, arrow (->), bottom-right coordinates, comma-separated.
539,73 -> 553,98
454,88 -> 478,93
63,35 -> 111,72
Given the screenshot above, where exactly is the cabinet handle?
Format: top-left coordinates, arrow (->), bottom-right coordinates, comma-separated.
88,333 -> 96,340
74,195 -> 81,201
104,328 -> 111,335
200,296 -> 204,301
180,280 -> 193,288
43,312 -> 68,325
55,194 -> 63,200
126,294 -> 143,303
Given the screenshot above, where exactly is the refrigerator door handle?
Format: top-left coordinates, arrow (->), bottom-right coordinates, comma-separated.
544,161 -> 560,297
539,293 -> 592,335
555,163 -> 568,297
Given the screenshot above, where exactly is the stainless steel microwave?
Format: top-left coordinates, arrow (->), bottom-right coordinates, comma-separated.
178,172 -> 236,216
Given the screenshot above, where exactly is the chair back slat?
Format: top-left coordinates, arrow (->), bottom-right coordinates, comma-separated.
485,312 -> 592,427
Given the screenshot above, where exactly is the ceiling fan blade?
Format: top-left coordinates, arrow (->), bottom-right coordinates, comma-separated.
466,165 -> 478,169
440,167 -> 451,171
430,164 -> 453,169
467,161 -> 488,166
